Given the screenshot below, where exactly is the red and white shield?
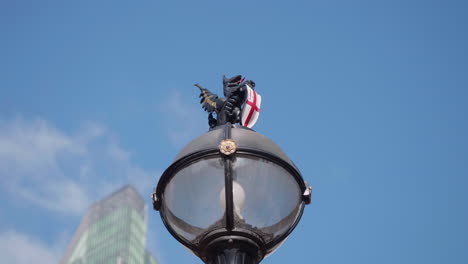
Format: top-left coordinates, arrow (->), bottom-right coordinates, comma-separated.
241,84 -> 261,128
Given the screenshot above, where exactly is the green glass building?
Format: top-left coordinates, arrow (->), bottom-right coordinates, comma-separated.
60,185 -> 158,264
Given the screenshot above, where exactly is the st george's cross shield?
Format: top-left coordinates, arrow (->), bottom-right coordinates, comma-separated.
241,84 -> 262,128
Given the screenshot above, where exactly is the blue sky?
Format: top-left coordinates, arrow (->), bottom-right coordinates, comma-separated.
1,0 -> 467,263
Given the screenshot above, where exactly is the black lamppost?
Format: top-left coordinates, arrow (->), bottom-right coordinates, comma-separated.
152,76 -> 312,264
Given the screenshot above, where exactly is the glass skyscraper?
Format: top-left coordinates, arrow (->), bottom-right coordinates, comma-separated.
60,185 -> 157,264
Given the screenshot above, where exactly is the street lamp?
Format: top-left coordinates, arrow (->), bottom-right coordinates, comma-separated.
152,75 -> 312,264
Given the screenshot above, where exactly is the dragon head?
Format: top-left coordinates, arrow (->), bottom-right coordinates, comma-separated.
223,75 -> 246,97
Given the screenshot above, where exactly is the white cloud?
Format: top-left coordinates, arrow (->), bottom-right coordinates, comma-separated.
0,118 -> 85,176
0,117 -> 158,216
160,90 -> 208,148
0,230 -> 61,264
108,143 -> 131,161
0,116 -> 163,264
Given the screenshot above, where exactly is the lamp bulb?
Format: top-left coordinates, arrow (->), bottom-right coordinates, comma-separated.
219,180 -> 245,219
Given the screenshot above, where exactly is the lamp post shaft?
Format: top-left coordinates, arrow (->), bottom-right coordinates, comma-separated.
208,248 -> 257,264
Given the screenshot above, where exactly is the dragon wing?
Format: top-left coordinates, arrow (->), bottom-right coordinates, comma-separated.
195,84 -> 219,113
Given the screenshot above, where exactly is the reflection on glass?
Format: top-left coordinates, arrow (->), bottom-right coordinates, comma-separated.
232,156 -> 301,243
163,158 -> 225,242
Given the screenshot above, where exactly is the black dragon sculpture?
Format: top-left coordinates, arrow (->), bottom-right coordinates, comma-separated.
195,75 -> 258,129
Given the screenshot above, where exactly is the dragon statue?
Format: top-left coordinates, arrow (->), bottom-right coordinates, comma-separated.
195,75 -> 261,129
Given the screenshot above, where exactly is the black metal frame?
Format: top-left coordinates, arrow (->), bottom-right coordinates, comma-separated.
153,123 -> 309,263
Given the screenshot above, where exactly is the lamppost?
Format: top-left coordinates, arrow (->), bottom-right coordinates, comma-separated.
152,76 -> 312,264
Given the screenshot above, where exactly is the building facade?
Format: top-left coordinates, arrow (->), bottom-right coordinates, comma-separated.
60,185 -> 157,264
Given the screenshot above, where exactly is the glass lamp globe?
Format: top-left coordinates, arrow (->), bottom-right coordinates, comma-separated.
152,124 -> 311,264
